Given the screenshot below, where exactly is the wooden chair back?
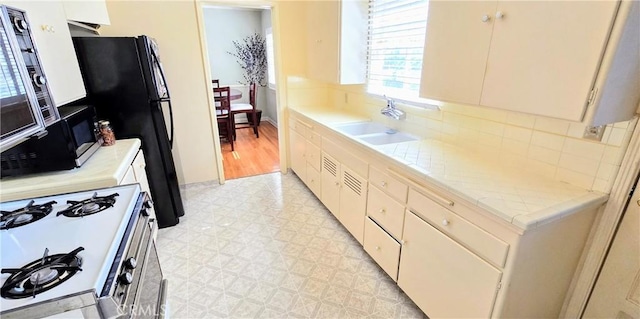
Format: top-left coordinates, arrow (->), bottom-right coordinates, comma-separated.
248,82 -> 257,108
213,86 -> 231,115
212,79 -> 220,88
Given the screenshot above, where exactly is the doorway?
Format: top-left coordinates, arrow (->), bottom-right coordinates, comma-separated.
200,4 -> 281,181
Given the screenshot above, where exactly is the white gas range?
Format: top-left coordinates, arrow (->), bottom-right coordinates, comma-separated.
0,184 -> 167,319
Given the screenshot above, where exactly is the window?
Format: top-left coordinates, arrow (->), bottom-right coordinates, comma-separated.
367,0 -> 428,103
265,27 -> 276,87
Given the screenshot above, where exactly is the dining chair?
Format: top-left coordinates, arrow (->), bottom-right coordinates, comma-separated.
230,82 -> 259,139
213,86 -> 234,151
212,79 -> 220,88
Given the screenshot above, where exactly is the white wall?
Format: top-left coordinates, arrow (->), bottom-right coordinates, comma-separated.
261,8 -> 277,126
100,0 -> 217,185
203,7 -> 262,86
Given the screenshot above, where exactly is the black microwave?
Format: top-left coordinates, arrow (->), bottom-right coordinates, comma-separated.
0,105 -> 102,178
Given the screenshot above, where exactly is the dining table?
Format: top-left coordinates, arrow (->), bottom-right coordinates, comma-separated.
213,88 -> 243,101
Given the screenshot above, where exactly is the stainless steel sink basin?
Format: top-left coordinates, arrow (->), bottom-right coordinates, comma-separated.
334,122 -> 389,136
358,132 -> 418,145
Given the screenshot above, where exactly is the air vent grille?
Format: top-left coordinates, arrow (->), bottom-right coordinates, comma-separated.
343,170 -> 362,196
323,156 -> 337,177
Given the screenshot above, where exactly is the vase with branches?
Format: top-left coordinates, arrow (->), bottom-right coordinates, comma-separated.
227,33 -> 267,86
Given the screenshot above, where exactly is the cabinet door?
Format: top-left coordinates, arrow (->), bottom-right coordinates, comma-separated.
307,0 -> 340,83
121,165 -> 136,185
289,128 -> 307,181
320,152 -> 340,219
305,140 -> 321,172
2,1 -> 86,106
132,151 -> 152,197
306,163 -> 322,199
131,150 -> 158,225
61,0 -> 110,25
480,1 -> 618,121
398,211 -> 502,318
339,166 -> 367,244
420,1 -> 497,105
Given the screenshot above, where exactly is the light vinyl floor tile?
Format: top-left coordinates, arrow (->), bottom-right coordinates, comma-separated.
157,173 -> 425,319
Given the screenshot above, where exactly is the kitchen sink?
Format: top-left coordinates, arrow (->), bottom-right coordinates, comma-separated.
358,132 -> 418,145
334,122 -> 390,136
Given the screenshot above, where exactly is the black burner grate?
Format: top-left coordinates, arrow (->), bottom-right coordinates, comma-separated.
57,193 -> 119,217
0,247 -> 84,299
0,200 -> 56,230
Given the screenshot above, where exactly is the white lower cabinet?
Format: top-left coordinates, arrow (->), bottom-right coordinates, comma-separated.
338,166 -> 367,244
306,162 -> 321,198
289,128 -> 307,181
398,211 -> 502,318
121,150 -> 157,239
364,218 -> 401,280
320,151 -> 368,244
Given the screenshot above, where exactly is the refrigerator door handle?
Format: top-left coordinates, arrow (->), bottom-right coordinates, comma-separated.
155,100 -> 174,149
151,48 -> 174,148
167,99 -> 174,149
151,49 -> 171,100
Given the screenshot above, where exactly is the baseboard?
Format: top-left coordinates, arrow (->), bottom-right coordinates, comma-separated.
262,116 -> 278,128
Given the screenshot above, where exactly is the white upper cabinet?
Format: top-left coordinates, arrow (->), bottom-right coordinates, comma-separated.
307,0 -> 367,84
62,0 -> 110,25
2,1 -> 86,106
420,0 -> 639,125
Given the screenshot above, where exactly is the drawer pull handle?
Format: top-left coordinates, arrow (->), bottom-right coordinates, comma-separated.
386,168 -> 454,207
442,219 -> 450,226
381,181 -> 387,187
379,209 -> 386,214
375,246 -> 381,251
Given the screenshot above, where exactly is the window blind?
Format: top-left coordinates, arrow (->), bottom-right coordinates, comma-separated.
367,0 -> 428,101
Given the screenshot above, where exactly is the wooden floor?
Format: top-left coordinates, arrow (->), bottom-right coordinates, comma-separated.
221,121 -> 280,180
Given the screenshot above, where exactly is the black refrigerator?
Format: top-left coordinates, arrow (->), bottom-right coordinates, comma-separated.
72,36 -> 184,228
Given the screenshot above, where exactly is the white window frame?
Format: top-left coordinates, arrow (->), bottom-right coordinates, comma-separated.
366,0 -> 438,109
265,27 -> 276,89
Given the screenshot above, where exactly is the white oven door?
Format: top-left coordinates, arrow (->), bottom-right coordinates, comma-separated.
131,222 -> 167,319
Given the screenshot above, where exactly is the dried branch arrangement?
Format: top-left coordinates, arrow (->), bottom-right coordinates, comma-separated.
227,33 -> 267,85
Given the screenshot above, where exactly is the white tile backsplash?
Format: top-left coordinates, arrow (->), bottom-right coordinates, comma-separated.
531,131 -> 566,151
287,77 -> 638,194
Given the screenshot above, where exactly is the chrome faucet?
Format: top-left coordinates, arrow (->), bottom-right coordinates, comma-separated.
381,96 -> 406,120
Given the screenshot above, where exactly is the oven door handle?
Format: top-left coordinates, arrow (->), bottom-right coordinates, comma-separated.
157,279 -> 169,319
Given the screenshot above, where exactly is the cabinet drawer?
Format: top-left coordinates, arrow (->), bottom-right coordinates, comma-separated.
306,163 -> 322,199
306,141 -> 321,171
366,186 -> 405,239
307,130 -> 321,147
369,166 -> 408,203
408,189 -> 509,267
292,119 -> 309,135
364,217 -> 401,281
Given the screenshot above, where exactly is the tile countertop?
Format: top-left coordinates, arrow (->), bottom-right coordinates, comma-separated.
291,108 -> 609,231
0,139 -> 141,202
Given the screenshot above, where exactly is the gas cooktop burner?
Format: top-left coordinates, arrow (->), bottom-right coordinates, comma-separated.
0,200 -> 57,230
57,193 -> 119,217
0,247 -> 84,299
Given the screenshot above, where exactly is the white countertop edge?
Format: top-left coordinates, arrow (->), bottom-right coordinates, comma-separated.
0,139 -> 141,202
511,192 -> 609,230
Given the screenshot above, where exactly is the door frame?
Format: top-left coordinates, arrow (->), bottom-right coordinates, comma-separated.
562,116 -> 640,317
195,0 -> 286,184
